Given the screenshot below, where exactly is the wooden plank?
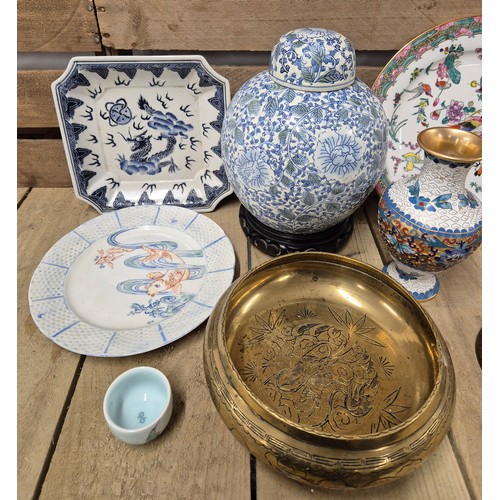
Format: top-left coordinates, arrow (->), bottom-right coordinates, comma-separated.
18,70 -> 60,129
17,66 -> 382,130
18,140 -> 72,188
247,206 -> 471,498
17,189 -> 97,499
18,187 -> 29,203
18,0 -> 100,52
40,194 -> 251,499
95,0 -> 481,51
420,249 -> 482,499
41,337 -> 251,499
339,206 -> 385,266
18,67 -> 271,129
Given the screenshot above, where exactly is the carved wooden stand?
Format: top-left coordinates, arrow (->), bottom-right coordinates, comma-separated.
239,205 -> 353,256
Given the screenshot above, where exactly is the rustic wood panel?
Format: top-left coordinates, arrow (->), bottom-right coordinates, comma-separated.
420,249 -> 482,499
363,191 -> 393,264
18,187 -> 29,203
18,0 -> 100,52
40,194 -> 251,499
17,66 -> 382,130
18,70 -> 60,129
17,189 -> 95,499
42,336 -> 251,499
94,0 -> 481,51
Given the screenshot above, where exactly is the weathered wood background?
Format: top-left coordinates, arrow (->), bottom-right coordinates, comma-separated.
18,0 -> 482,188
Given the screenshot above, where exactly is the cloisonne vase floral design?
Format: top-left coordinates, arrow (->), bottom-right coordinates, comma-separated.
221,28 -> 388,255
377,127 -> 482,301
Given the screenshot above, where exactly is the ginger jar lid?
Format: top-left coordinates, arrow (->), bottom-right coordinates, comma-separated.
268,27 -> 356,91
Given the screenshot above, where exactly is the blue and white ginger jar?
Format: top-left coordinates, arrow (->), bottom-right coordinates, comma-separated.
221,28 -> 388,235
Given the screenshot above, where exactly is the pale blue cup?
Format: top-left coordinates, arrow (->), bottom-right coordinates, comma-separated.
103,367 -> 173,445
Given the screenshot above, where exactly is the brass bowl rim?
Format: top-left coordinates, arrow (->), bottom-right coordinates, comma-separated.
416,126 -> 482,163
215,252 -> 448,443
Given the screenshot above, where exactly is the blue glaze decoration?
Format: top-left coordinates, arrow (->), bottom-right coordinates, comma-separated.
52,56 -> 232,213
222,29 -> 388,235
269,28 -> 356,91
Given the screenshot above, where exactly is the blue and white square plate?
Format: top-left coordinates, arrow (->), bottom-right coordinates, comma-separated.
52,56 -> 233,212
28,205 -> 235,357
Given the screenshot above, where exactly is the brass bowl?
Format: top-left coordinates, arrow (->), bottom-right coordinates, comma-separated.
203,252 -> 455,489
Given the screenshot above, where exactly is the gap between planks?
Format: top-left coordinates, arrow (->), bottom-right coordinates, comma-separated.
33,357 -> 86,500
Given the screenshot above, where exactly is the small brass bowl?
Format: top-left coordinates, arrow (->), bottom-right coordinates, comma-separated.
416,126 -> 482,163
203,252 -> 455,489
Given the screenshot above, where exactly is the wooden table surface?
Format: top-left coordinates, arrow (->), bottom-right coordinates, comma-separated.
18,187 -> 482,499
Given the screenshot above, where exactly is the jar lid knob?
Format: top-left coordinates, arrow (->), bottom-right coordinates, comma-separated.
268,28 -> 356,92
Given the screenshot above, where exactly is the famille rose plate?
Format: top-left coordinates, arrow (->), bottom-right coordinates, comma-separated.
28,205 -> 235,357
52,55 -> 232,213
372,16 -> 482,199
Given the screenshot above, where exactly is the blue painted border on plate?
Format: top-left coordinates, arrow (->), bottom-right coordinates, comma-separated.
52,56 -> 232,213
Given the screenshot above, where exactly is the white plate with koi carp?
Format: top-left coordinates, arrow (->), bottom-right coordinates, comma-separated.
29,205 -> 235,356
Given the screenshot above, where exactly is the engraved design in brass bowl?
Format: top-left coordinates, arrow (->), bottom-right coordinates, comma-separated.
204,252 -> 455,489
234,306 -> 411,436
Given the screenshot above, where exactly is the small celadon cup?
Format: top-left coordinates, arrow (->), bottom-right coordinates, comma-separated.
103,366 -> 173,445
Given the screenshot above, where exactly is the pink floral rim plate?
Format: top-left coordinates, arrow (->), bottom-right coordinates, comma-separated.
372,16 -> 482,200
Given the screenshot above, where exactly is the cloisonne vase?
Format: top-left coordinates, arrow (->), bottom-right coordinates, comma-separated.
221,28 -> 388,256
377,127 -> 482,301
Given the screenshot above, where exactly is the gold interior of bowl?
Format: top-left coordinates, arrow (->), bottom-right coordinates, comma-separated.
417,126 -> 482,162
222,254 -> 441,440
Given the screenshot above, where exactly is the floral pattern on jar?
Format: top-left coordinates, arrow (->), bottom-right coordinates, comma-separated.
378,194 -> 481,274
222,72 -> 388,235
